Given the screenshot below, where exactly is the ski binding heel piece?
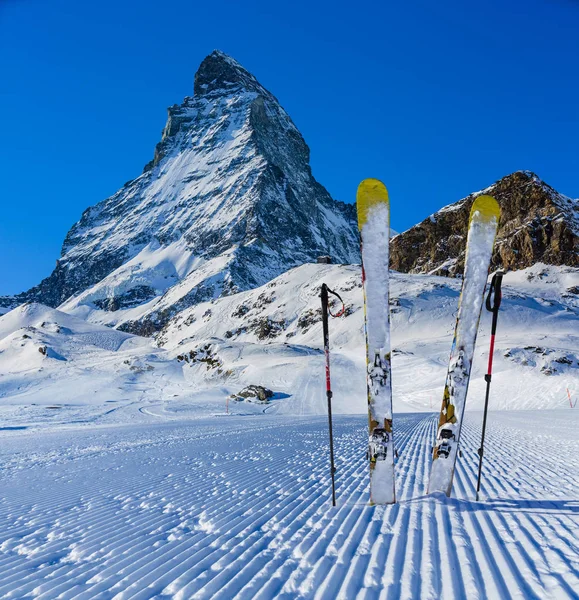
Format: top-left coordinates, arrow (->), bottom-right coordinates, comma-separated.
436,442 -> 452,459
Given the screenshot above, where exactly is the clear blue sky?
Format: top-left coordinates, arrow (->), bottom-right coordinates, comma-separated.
1,0 -> 578,295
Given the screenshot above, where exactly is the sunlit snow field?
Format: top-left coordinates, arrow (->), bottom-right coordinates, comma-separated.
1,412 -> 578,599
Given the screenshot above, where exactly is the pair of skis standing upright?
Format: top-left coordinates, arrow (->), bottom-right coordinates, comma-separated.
357,179 -> 501,504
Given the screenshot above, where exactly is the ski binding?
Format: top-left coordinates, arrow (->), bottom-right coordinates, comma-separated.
367,428 -> 389,462
434,424 -> 456,459
368,353 -> 388,391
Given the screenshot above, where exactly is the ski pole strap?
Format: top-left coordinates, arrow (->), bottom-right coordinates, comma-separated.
326,287 -> 345,318
485,270 -> 504,314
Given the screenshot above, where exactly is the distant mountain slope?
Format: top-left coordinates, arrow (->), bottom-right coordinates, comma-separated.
157,262 -> 579,413
391,171 -> 579,276
0,302 -> 172,410
0,51 -> 359,334
2,265 -> 577,417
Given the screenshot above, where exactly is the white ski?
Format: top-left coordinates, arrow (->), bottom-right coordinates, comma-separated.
357,178 -> 395,505
428,195 -> 501,496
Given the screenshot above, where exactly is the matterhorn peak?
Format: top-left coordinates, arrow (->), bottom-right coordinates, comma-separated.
0,51 -> 359,334
193,50 -> 265,97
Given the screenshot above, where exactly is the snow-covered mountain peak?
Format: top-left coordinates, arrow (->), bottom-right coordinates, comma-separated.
1,52 -> 359,334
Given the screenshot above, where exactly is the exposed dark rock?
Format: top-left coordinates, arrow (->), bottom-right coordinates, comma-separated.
93,286 -> 157,312
230,385 -> 274,403
251,317 -> 286,340
297,308 -> 322,331
176,343 -> 222,370
232,304 -> 250,318
391,171 -> 579,276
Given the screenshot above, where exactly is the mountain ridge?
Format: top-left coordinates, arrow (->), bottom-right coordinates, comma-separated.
1,54 -> 577,333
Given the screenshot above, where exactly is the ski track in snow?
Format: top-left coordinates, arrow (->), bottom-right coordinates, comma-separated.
0,412 -> 578,599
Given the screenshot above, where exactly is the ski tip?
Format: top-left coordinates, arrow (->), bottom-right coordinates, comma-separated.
471,195 -> 501,223
356,178 -> 389,229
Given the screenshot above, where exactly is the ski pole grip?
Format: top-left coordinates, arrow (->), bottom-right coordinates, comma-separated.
486,270 -> 504,313
493,272 -> 503,311
321,283 -> 329,314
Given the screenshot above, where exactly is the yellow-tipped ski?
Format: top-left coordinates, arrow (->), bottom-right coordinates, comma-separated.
357,178 -> 389,231
357,178 -> 395,505
470,194 -> 500,224
428,193 -> 501,497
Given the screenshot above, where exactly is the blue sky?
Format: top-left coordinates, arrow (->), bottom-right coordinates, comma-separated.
1,0 -> 578,295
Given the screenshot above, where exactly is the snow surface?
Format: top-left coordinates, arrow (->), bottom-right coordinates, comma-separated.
157,262 -> 578,415
1,264 -> 578,429
0,265 -> 577,598
0,411 -> 577,598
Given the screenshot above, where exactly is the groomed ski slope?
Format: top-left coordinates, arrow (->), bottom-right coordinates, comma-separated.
1,412 -> 577,599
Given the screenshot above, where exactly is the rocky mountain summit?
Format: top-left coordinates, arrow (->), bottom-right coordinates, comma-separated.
391,171 -> 579,276
1,51 -> 359,334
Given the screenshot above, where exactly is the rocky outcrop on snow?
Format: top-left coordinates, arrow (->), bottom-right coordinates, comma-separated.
230,385 -> 274,403
390,171 -> 579,276
0,51 -> 359,334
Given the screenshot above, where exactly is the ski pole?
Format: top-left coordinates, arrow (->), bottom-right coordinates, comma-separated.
476,269 -> 504,501
320,283 -> 345,507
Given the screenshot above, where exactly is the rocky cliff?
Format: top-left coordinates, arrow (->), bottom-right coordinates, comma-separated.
390,171 -> 579,276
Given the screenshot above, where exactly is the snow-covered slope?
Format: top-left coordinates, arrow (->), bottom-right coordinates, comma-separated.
157,262 -> 579,413
0,301 -> 279,428
0,51 -> 358,334
1,265 -> 577,422
0,303 -> 174,422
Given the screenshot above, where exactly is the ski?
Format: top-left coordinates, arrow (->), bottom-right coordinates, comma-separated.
357,178 -> 395,505
428,195 -> 501,496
